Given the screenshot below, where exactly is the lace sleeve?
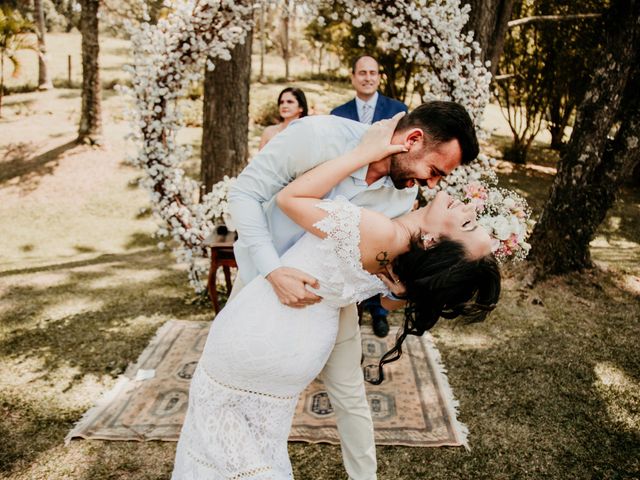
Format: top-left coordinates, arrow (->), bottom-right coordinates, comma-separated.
313,196 -> 363,269
311,196 -> 389,304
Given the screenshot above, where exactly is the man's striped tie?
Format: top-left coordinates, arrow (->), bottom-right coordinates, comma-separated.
360,103 -> 373,125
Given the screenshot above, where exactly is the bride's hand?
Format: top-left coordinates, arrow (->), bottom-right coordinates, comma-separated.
376,264 -> 407,299
354,112 -> 409,163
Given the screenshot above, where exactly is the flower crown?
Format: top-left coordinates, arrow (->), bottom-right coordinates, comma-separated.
463,182 -> 532,262
423,158 -> 532,263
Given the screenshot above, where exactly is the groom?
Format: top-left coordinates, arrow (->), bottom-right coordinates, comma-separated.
228,101 -> 478,480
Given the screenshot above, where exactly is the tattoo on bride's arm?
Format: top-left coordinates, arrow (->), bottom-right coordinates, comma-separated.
376,251 -> 390,267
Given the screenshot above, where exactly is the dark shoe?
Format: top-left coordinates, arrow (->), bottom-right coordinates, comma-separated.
372,315 -> 389,338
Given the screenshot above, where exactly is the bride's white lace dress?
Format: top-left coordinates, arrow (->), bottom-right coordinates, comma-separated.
172,197 -> 388,480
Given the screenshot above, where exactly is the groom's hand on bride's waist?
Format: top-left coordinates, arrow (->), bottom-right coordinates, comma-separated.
266,267 -> 321,308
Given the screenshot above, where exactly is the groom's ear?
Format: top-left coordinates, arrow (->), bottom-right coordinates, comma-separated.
404,128 -> 424,149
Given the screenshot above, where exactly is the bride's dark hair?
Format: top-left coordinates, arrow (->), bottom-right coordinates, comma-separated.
367,238 -> 501,385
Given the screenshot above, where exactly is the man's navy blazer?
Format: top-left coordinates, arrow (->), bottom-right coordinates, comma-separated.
330,93 -> 408,122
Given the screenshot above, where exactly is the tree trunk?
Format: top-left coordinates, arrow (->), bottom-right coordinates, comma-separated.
34,0 -> 53,90
281,1 -> 290,79
527,0 -> 640,276
0,54 -> 5,118
201,30 -> 253,193
631,160 -> 640,185
547,94 -> 574,151
259,1 -> 265,82
465,0 -> 516,77
77,0 -> 102,145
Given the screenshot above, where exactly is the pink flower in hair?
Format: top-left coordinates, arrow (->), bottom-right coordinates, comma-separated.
464,181 -> 488,210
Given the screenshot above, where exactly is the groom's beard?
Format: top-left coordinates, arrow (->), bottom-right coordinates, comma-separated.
388,153 -> 417,189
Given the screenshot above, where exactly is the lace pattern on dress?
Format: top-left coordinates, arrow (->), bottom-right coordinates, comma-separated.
313,196 -> 389,304
172,365 -> 296,479
200,364 -> 297,401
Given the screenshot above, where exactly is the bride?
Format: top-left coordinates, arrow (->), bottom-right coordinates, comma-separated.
171,117 -> 500,479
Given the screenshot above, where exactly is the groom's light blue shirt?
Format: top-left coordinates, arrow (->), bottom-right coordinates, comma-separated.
228,115 -> 417,284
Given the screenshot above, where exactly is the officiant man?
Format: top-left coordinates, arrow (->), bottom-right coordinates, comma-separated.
331,55 -> 408,338
331,55 -> 407,124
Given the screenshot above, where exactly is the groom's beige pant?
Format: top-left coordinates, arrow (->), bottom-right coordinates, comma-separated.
228,277 -> 377,480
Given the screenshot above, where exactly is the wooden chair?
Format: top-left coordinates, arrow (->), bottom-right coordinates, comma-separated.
204,228 -> 238,313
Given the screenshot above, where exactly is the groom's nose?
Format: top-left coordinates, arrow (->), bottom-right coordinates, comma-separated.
426,176 -> 441,189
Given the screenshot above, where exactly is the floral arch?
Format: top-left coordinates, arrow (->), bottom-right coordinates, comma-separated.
123,0 -> 497,292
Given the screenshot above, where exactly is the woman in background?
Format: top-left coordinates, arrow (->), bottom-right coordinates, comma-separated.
259,87 -> 308,150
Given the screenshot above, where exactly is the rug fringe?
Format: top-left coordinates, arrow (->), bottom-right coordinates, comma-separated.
65,320 -> 179,445
424,333 -> 470,451
64,376 -> 131,445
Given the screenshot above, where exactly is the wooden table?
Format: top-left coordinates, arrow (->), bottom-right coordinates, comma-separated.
205,230 -> 238,313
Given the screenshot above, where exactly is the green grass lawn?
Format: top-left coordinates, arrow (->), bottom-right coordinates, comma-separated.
1,33 -> 639,480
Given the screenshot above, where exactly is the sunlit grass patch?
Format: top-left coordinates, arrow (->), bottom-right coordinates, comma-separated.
594,362 -> 640,433
432,329 -> 501,351
40,297 -> 106,323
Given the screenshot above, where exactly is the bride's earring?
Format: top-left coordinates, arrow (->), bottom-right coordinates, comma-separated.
420,233 -> 437,248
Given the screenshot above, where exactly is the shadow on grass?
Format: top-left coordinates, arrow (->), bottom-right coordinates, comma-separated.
490,134 -> 561,168
0,140 -> 78,190
0,247 -> 212,476
74,245 -> 97,254
101,88 -> 126,101
0,390 -> 80,476
125,232 -> 157,250
0,248 -> 212,375
57,90 -> 81,100
1,142 -> 38,164
78,442 -> 177,480
2,97 -> 37,110
0,249 -> 159,277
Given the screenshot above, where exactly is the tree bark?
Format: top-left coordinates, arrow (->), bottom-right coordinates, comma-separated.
281,0 -> 290,79
34,0 -> 53,90
547,94 -> 574,150
1,54 -> 5,118
259,1 -> 265,82
527,0 -> 640,276
631,161 -> 640,185
201,30 -> 253,193
465,0 -> 516,77
77,0 -> 102,145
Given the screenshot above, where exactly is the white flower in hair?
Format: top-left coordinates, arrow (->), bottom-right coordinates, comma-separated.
491,216 -> 512,241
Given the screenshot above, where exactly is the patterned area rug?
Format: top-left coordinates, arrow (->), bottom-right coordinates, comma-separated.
66,320 -> 468,448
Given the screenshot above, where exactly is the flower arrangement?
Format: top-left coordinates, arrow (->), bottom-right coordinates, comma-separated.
424,177 -> 532,263
200,176 -> 237,231
473,184 -> 531,262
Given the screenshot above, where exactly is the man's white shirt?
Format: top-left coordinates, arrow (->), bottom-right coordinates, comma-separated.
228,114 -> 417,284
